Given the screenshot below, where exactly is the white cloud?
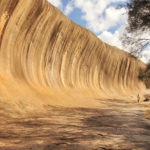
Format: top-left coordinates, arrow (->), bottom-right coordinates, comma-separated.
141,46 -> 150,63
47,0 -> 150,63
89,7 -> 126,33
99,31 -> 122,48
47,0 -> 63,9
64,1 -> 74,16
98,25 -> 126,49
73,0 -> 127,33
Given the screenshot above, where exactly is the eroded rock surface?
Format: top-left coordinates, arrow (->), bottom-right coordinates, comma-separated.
0,0 -> 146,111
0,0 -> 150,149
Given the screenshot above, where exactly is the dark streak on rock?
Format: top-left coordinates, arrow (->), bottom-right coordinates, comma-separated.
0,0 -> 19,48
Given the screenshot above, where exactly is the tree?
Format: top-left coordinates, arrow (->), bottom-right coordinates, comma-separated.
121,0 -> 150,59
139,62 -> 150,88
120,0 -> 150,88
127,0 -> 150,31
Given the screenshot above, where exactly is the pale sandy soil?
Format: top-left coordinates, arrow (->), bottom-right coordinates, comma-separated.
0,99 -> 150,150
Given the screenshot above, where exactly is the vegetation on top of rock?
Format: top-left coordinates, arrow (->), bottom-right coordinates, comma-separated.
121,0 -> 150,59
139,63 -> 150,88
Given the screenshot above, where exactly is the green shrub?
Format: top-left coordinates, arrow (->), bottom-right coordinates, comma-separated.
139,63 -> 150,88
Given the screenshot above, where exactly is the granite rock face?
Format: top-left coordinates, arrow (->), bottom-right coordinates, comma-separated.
0,0 -> 146,113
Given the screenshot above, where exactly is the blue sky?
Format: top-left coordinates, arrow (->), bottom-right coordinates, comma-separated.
48,0 -> 150,63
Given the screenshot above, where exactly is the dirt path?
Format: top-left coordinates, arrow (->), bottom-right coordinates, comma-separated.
0,99 -> 150,150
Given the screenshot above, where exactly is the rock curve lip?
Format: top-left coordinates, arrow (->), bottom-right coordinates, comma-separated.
0,0 -> 147,110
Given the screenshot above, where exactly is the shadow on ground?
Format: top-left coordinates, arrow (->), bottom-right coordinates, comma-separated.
0,99 -> 150,150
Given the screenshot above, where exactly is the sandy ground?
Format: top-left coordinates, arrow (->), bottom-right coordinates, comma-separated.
0,99 -> 150,150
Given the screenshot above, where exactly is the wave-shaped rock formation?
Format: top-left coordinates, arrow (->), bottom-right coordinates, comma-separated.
0,0 -> 146,113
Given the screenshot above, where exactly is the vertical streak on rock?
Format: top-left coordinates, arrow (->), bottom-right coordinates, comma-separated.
0,0 -> 19,48
0,0 -> 147,102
